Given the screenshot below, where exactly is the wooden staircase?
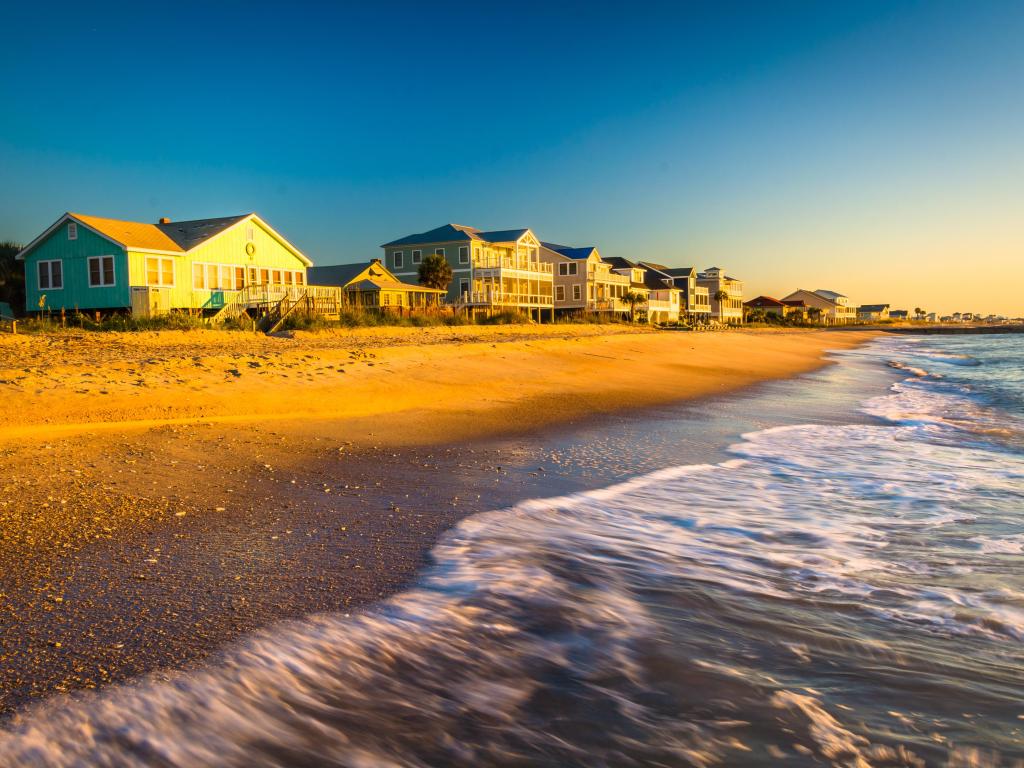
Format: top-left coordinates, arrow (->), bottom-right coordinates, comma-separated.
210,285 -> 342,334
210,287 -> 257,331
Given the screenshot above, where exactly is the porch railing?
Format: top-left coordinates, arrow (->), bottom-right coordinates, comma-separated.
457,291 -> 554,307
473,257 -> 553,274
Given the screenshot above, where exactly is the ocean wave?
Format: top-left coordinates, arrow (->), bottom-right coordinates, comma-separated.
4,410 -> 1023,764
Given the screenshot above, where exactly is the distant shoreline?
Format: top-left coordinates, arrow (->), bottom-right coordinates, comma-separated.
880,324 -> 1024,335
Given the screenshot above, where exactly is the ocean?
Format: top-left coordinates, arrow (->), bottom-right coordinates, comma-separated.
2,333 -> 1022,767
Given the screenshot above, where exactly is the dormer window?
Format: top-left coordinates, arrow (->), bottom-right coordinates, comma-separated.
68,222 -> 78,240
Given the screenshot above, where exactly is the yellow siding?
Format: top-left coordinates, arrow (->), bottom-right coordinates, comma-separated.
127,218 -> 309,310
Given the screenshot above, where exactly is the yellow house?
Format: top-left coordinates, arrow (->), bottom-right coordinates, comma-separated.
17,211 -> 312,316
308,259 -> 445,312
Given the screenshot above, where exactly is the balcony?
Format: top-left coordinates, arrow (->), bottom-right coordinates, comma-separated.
473,256 -> 553,275
460,290 -> 553,308
587,298 -> 628,312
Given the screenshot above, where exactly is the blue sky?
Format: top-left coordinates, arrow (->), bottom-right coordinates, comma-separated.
2,1 -> 1022,313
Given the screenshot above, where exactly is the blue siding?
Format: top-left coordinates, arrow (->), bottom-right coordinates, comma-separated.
21,220 -> 130,312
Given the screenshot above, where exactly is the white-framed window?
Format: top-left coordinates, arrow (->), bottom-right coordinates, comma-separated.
88,255 -> 116,287
559,262 -> 578,276
459,278 -> 469,297
246,226 -> 255,241
555,285 -> 565,302
573,284 -> 582,301
412,249 -> 422,264
146,256 -> 175,287
458,246 -> 468,264
394,251 -> 404,269
192,262 -> 246,290
435,247 -> 445,257
38,259 -> 63,290
68,222 -> 77,240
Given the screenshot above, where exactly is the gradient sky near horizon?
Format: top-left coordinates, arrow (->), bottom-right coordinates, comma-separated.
2,1 -> 1022,315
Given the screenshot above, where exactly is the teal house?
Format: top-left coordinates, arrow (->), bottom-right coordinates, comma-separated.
16,212 -> 312,315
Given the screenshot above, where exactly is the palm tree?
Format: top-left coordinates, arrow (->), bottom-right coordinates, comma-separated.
417,253 -> 453,291
621,290 -> 647,322
807,306 -> 823,324
914,307 -> 924,321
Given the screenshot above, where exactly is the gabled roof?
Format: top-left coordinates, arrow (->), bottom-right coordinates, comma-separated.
744,295 -> 785,307
382,224 -> 481,247
858,304 -> 890,312
781,299 -> 807,307
601,256 -> 637,271
308,260 -> 393,287
476,228 -> 529,243
541,242 -> 598,260
382,224 -> 532,247
636,262 -> 679,291
71,213 -> 186,252
660,266 -> 696,278
782,289 -> 836,305
17,212 -> 311,265
156,215 -> 250,250
814,289 -> 847,301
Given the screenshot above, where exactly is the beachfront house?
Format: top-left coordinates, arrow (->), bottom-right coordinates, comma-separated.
642,265 -> 710,324
16,212 -> 313,317
743,295 -> 791,319
889,309 -> 910,321
780,289 -> 856,325
602,257 -> 652,320
634,262 -> 685,323
782,299 -> 810,321
858,304 -> 890,322
308,259 -> 445,313
381,224 -> 553,321
539,244 -> 632,317
697,267 -> 744,324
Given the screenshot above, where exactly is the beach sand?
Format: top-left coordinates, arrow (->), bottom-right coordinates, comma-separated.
0,325 -> 875,714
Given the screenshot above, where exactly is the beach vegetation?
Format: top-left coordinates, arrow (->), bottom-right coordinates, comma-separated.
0,240 -> 25,317
621,290 -> 647,322
479,310 -> 530,325
17,310 -> 208,333
418,254 -> 453,291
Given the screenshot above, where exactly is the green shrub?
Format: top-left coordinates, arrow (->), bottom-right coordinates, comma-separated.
479,310 -> 530,325
18,311 -> 208,333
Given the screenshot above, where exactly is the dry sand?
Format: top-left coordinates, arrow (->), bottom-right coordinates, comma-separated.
0,324 -> 875,446
0,324 -> 876,714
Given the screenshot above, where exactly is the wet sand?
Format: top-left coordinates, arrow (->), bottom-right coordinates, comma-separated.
0,326 -> 876,715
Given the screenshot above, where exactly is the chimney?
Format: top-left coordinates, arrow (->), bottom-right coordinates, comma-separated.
158,217 -> 171,224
